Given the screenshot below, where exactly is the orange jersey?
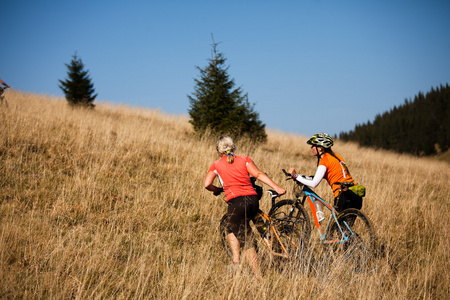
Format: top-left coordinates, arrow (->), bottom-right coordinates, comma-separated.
319,153 -> 355,197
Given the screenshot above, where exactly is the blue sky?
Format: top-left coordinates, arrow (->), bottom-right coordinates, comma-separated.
1,0 -> 449,136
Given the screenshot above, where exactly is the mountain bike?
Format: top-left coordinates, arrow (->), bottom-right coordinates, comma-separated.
218,188 -> 311,267
279,169 -> 375,270
0,86 -> 9,107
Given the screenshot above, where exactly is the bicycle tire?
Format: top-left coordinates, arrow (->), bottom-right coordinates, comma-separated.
327,208 -> 375,271
268,200 -> 311,259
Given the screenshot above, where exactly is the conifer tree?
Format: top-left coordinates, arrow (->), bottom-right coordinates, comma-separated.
188,39 -> 267,142
339,83 -> 449,156
59,53 -> 97,108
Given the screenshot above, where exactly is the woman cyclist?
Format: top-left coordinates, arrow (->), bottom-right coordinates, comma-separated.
288,133 -> 362,215
204,136 -> 285,279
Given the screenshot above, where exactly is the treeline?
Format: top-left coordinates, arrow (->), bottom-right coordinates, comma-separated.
339,83 -> 450,156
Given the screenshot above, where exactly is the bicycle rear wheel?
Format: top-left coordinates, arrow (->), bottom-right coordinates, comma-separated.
269,200 -> 311,260
327,208 -> 375,271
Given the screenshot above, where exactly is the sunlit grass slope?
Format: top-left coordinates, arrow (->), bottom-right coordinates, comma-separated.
0,90 -> 449,299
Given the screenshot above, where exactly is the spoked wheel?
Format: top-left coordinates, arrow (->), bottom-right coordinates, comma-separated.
268,200 -> 312,270
327,208 -> 375,272
269,200 -> 311,246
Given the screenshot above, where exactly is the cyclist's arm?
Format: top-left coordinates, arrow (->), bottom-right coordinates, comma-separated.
294,165 -> 326,188
204,170 -> 223,195
247,162 -> 286,195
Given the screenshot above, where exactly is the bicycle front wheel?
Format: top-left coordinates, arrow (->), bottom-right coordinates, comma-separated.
269,200 -> 311,259
327,208 -> 375,271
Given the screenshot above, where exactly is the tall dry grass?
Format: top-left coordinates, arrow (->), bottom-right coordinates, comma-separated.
0,90 -> 449,299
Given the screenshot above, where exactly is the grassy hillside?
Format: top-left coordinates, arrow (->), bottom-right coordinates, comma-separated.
1,90 -> 449,299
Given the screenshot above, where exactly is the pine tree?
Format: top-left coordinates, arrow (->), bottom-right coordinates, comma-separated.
339,84 -> 450,156
59,53 -> 97,108
188,39 -> 267,142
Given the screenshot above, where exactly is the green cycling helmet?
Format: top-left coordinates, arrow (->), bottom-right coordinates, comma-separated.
307,133 -> 334,148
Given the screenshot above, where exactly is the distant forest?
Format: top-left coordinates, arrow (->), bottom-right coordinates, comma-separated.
339,83 -> 450,156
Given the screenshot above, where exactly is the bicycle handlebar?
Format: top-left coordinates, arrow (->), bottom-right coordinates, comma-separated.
282,169 -> 293,180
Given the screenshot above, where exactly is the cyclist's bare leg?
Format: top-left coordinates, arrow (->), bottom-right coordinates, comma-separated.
227,232 -> 240,264
227,232 -> 262,280
244,247 -> 262,281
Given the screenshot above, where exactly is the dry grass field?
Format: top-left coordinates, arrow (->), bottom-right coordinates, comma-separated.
1,90 -> 449,299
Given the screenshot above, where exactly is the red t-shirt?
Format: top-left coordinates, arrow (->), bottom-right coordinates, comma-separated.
208,155 -> 257,201
319,153 -> 356,198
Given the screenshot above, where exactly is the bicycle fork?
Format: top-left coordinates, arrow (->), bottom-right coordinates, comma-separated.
322,218 -> 354,245
260,213 -> 297,259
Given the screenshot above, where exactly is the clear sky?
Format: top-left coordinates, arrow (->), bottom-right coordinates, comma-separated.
1,0 -> 449,137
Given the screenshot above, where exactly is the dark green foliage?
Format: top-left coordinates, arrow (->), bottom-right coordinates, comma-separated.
188,44 -> 267,143
59,53 -> 97,108
339,84 -> 450,156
